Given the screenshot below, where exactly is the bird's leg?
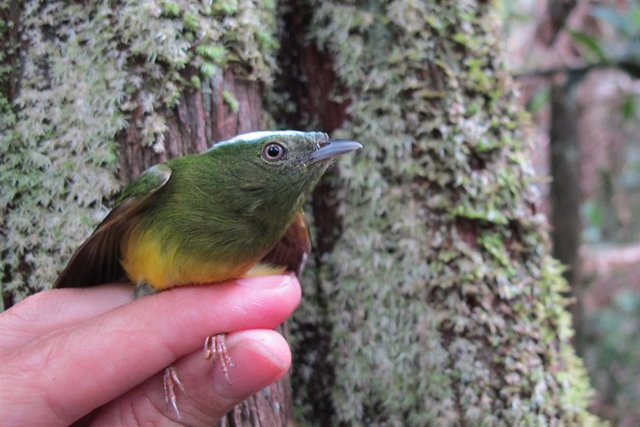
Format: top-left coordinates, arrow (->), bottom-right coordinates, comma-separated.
163,365 -> 185,418
134,284 -> 185,418
204,334 -> 234,383
134,282 -> 156,299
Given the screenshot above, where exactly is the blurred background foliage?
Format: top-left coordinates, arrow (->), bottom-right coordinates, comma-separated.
502,0 -> 640,424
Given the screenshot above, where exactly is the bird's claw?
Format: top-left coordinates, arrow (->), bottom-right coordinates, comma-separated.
163,366 -> 185,418
204,334 -> 234,383
160,335 -> 232,418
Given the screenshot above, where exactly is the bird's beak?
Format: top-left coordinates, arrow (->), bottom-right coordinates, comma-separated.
310,139 -> 362,163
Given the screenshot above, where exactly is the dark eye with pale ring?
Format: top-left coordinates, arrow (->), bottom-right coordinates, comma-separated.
262,143 -> 285,161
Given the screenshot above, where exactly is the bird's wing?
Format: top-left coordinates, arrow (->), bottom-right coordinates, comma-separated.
53,164 -> 173,288
261,212 -> 312,276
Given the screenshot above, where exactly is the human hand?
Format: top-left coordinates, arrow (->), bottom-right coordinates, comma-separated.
0,275 -> 300,425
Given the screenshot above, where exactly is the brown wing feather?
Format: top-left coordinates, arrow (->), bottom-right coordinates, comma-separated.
54,199 -> 142,288
54,165 -> 172,288
262,212 -> 312,276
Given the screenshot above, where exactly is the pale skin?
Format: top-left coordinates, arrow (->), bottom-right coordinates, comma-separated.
0,275 -> 301,426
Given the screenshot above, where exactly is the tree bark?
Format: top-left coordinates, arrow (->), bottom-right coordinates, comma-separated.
279,1 -> 598,424
117,71 -> 265,176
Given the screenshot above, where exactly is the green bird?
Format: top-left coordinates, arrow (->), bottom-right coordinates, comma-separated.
53,130 -> 361,413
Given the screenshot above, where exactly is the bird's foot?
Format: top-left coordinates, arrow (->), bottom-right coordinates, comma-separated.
134,283 -> 156,299
163,365 -> 186,418
204,334 -> 234,383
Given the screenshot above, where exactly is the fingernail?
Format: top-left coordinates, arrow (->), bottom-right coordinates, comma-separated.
236,274 -> 292,289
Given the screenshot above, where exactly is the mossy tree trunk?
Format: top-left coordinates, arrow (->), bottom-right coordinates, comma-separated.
281,1 -> 598,425
1,0 -> 598,425
0,0 -> 292,424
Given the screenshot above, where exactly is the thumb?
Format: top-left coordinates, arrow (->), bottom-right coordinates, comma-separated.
88,329 -> 292,425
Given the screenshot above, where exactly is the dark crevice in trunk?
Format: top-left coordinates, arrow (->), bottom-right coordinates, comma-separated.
0,0 -> 22,101
549,82 -> 583,353
272,1 -> 349,425
1,0 -> 23,310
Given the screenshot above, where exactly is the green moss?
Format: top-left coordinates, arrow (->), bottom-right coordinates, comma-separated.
452,205 -> 510,225
161,1 -> 180,18
479,232 -> 516,276
190,74 -> 201,89
284,0 -> 600,424
213,0 -> 238,15
200,62 -> 219,77
195,44 -> 227,64
256,30 -> 279,51
222,90 -> 239,113
182,12 -> 198,31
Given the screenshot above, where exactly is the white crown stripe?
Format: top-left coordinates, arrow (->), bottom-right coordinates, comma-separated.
208,130 -> 315,151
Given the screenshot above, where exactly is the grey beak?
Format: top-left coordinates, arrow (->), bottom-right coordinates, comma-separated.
310,139 -> 362,163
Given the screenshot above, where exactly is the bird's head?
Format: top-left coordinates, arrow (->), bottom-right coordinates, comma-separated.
206,130 -> 361,217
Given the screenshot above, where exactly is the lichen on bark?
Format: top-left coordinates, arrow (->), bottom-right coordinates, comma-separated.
286,0 -> 600,424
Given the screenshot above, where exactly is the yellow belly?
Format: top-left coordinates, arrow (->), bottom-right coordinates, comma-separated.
120,227 -> 284,290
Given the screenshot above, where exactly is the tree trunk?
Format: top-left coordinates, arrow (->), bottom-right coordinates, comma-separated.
1,0 -> 293,424
1,0 -> 599,425
281,1 -> 598,425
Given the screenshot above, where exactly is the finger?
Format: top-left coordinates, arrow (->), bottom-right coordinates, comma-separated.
0,285 -> 134,352
0,275 -> 300,426
88,330 -> 292,425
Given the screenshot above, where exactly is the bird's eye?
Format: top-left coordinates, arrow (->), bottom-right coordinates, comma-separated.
262,143 -> 285,161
